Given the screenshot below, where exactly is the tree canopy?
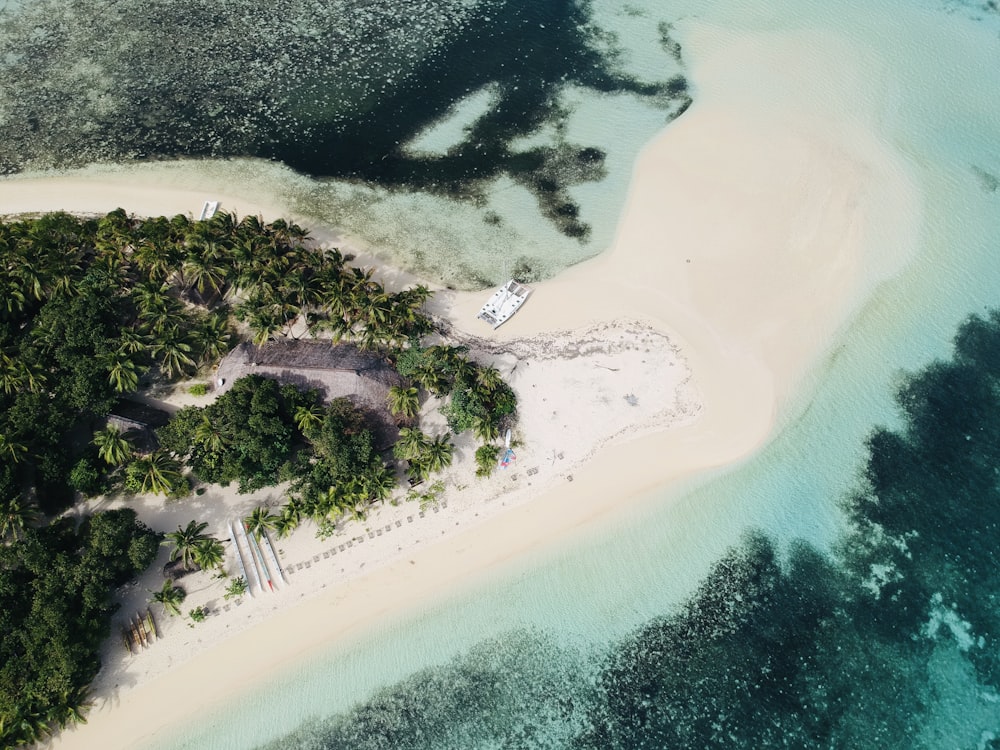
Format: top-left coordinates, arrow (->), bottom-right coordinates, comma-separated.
0,208 -> 518,747
0,509 -> 160,747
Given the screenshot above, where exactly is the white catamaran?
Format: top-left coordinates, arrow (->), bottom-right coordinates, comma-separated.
477,279 -> 531,329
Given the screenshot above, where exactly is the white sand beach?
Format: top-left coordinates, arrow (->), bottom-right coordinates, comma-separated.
3,21 -> 921,750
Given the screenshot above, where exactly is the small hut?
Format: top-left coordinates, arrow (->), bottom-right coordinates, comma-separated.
106,399 -> 172,454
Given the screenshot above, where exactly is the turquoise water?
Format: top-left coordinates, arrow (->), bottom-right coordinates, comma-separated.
4,0 -> 1000,745
145,0 -> 1000,746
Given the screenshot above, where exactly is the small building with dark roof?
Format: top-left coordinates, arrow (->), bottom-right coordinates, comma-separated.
106,398 -> 172,454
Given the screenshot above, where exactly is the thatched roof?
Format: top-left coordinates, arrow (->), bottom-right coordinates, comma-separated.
248,340 -> 389,373
106,398 -> 172,453
216,341 -> 404,446
108,399 -> 171,429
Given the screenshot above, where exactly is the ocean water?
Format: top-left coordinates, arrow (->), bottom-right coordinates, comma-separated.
4,0 -> 1000,745
0,0 -> 688,287
145,0 -> 1000,745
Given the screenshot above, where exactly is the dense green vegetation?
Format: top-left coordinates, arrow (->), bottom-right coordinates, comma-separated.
1,209 -> 520,744
0,509 -> 159,747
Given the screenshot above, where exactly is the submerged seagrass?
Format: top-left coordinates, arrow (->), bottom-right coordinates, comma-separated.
0,0 -> 689,243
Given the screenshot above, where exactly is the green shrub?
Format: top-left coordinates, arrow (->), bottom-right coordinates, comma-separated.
475,444 -> 500,478
69,457 -> 105,497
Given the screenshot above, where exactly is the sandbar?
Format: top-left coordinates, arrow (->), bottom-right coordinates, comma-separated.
0,21 -> 921,750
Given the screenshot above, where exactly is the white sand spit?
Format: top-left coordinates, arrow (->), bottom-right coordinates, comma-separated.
19,21 -> 921,750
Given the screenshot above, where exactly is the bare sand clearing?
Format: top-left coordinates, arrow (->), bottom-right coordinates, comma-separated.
16,22 -> 921,750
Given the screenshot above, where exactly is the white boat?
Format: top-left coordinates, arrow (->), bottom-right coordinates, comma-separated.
477,279 -> 531,329
229,520 -> 255,598
199,200 -> 220,220
244,519 -> 275,591
259,530 -> 287,585
236,518 -> 266,594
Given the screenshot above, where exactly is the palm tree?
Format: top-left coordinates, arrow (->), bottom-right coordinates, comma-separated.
237,213 -> 265,236
191,312 -> 231,366
1,279 -> 26,316
273,513 -> 298,539
0,432 -> 28,464
182,244 -> 229,297
406,460 -> 430,484
394,427 -> 428,462
412,360 -> 449,395
423,434 -> 455,473
313,486 -> 342,522
18,361 -> 46,394
475,443 -> 500,478
386,385 -> 420,420
395,284 -> 432,314
0,493 -> 39,542
245,307 -> 284,346
133,240 -> 180,283
244,506 -> 278,540
0,352 -> 29,394
163,520 -> 211,570
134,451 -> 183,495
474,364 -> 504,393
194,415 -> 227,453
152,326 -> 196,379
294,403 -> 324,433
366,464 -> 397,503
11,701 -> 51,746
287,221 -> 311,244
363,291 -> 393,330
450,356 -> 476,385
139,300 -> 187,338
279,269 -> 311,312
105,352 -> 140,393
193,537 -> 225,571
11,256 -> 47,301
319,272 -> 352,322
56,685 -> 92,728
266,217 -> 292,246
152,580 -> 186,616
92,425 -> 133,466
131,279 -> 173,317
206,210 -> 237,237
117,326 -> 149,355
472,415 -> 500,443
281,495 -> 305,525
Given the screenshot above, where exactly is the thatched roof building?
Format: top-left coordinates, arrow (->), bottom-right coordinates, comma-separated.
215,341 -> 404,444
106,398 -> 172,454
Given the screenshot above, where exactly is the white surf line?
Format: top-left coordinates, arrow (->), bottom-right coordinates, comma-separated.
259,529 -> 287,585
244,519 -> 275,592
236,518 -> 267,594
229,519 -> 255,598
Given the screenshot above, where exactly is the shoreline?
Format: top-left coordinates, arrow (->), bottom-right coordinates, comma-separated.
6,21 -> 923,750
